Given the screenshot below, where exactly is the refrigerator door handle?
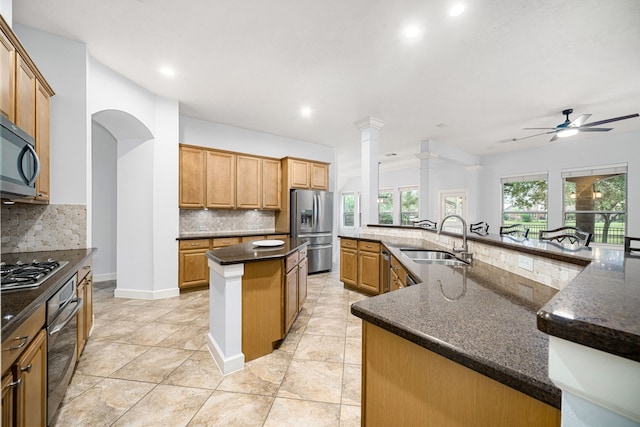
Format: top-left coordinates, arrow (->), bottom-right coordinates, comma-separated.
312,194 -> 318,230
297,233 -> 332,238
307,244 -> 332,250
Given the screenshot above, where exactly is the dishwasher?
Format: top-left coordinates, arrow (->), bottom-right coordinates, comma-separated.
381,249 -> 390,293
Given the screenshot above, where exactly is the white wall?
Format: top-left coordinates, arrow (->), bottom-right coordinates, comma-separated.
478,130 -> 640,237
0,0 -> 11,26
14,24 -> 88,205
91,122 -> 117,280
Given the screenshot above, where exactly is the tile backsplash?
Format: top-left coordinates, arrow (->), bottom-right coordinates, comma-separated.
180,209 -> 275,234
1,204 -> 87,253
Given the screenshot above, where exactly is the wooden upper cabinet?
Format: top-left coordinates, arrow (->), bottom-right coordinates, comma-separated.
15,54 -> 36,138
236,155 -> 261,209
34,81 -> 50,201
310,162 -> 329,190
289,159 -> 310,189
206,151 -> 236,208
179,146 -> 205,208
262,158 -> 281,210
0,28 -> 15,121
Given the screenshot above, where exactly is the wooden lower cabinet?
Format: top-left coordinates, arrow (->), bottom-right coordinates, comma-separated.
340,238 -> 381,295
1,373 -> 14,427
298,256 -> 308,312
362,322 -> 560,427
77,260 -> 94,358
358,249 -> 380,294
284,266 -> 299,334
178,239 -> 211,290
390,255 -> 407,291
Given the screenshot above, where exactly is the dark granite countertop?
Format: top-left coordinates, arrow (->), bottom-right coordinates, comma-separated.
347,234 -> 561,408
205,238 -> 307,265
177,230 -> 287,240
1,248 -> 97,339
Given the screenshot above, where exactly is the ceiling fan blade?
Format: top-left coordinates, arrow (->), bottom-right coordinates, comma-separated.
522,127 -> 557,130
504,130 -> 557,142
581,113 -> 639,127
549,134 -> 559,142
569,114 -> 591,127
578,127 -> 612,132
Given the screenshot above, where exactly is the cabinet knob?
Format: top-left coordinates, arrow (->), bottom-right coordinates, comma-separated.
7,378 -> 22,389
21,364 -> 32,373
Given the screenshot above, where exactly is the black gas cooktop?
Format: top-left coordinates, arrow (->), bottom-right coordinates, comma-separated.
1,259 -> 69,291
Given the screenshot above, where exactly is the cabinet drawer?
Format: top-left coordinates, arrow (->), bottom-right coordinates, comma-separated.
212,237 -> 241,248
241,235 -> 266,243
179,239 -> 210,250
286,252 -> 299,272
298,246 -> 308,260
358,241 -> 380,253
340,238 -> 358,249
1,305 -> 45,374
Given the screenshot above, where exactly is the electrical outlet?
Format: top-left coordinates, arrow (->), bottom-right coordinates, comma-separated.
518,255 -> 534,272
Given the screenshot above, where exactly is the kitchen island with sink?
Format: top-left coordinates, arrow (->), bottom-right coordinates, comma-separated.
343,225 -> 640,427
204,238 -> 308,375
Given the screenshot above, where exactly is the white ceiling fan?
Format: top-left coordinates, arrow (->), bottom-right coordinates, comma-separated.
507,109 -> 639,143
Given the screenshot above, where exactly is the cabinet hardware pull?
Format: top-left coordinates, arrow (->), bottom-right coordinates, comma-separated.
191,243 -> 199,246
8,336 -> 29,350
21,364 -> 32,373
8,378 -> 22,389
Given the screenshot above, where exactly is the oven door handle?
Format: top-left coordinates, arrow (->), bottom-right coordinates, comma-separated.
48,298 -> 83,336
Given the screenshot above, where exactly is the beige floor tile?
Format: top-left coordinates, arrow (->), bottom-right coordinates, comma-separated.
294,334 -> 345,363
313,303 -> 350,319
344,337 -> 362,365
158,326 -> 209,350
346,316 -> 363,338
75,341 -> 149,377
305,317 -> 347,337
289,313 -> 309,334
188,391 -> 273,426
339,404 -> 361,427
110,347 -> 194,383
111,384 -> 211,427
263,397 -> 340,427
276,331 -> 302,353
158,307 -> 205,324
163,351 -> 224,389
341,364 -> 361,406
61,373 -> 104,404
118,322 -> 185,346
278,359 -> 343,403
217,350 -> 290,396
89,318 -> 142,342
52,378 -> 154,427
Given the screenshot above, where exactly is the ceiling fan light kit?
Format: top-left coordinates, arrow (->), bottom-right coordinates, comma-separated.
509,108 -> 639,143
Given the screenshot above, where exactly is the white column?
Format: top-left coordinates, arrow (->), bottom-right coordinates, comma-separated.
418,139 -> 434,221
207,259 -> 245,375
355,117 -> 385,226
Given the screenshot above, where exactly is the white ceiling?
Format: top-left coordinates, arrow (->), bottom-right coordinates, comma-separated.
12,0 -> 640,178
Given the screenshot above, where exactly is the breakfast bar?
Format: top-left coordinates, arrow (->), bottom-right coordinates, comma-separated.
204,238 -> 308,375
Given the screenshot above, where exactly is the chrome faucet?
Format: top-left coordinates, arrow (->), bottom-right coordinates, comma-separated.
438,214 -> 472,261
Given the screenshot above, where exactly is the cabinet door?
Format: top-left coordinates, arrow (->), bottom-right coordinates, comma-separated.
34,81 -> 50,201
298,256 -> 308,312
1,373 -> 15,427
14,329 -> 46,427
284,266 -> 299,334
0,28 -> 15,121
262,158 -> 281,210
339,248 -> 358,286
236,155 -> 261,209
358,251 -> 380,294
310,163 -> 328,190
179,146 -> 205,208
178,249 -> 210,289
15,54 -> 36,138
206,151 -> 236,208
289,159 -> 310,189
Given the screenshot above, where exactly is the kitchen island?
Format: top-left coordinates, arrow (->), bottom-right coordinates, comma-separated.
344,226 -> 640,426
204,238 -> 308,375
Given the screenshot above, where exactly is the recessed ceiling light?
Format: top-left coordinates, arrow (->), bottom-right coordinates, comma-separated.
300,106 -> 312,118
403,25 -> 421,39
159,67 -> 175,77
449,4 -> 465,17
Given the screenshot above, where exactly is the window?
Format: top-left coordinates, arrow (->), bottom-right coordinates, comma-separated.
378,189 -> 393,224
562,165 -> 627,246
400,187 -> 419,225
501,173 -> 548,238
341,192 -> 356,227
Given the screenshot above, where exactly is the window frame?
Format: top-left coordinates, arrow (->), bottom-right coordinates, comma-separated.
341,192 -> 357,229
501,173 -> 548,239
399,186 -> 419,226
377,188 -> 394,225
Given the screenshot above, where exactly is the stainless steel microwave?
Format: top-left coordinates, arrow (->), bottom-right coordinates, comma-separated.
1,115 -> 40,200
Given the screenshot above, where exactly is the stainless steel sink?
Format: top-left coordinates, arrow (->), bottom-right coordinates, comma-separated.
400,249 -> 470,266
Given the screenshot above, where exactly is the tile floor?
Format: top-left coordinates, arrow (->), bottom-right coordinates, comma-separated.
52,268 -> 368,427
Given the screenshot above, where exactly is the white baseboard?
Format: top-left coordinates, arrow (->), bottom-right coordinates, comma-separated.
114,287 -> 180,300
93,272 -> 117,282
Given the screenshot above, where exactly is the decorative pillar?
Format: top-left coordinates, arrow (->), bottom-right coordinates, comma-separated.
206,259 -> 245,375
355,117 -> 385,226
417,140 -> 435,221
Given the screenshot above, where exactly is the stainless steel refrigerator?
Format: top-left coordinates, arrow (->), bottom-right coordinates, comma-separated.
290,189 -> 333,273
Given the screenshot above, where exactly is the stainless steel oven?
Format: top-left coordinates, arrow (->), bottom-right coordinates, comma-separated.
46,274 -> 82,425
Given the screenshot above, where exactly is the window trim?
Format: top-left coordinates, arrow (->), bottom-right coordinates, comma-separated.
500,173 -> 548,239
341,192 -> 357,229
